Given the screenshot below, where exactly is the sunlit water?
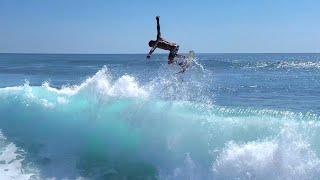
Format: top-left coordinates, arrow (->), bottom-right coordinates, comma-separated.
0,53 -> 319,179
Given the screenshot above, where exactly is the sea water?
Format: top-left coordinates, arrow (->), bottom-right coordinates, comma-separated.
0,53 -> 319,179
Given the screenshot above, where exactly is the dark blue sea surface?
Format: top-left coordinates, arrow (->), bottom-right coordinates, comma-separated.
0,53 -> 319,179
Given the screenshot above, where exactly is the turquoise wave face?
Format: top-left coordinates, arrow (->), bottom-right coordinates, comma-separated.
0,67 -> 320,180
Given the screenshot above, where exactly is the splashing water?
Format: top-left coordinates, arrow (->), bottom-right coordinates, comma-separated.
0,53 -> 320,179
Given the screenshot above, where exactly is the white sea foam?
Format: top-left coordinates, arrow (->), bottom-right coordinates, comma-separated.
277,61 -> 320,69
0,131 -> 38,180
244,61 -> 320,70
213,126 -> 320,180
0,67 -> 148,109
43,66 -> 148,98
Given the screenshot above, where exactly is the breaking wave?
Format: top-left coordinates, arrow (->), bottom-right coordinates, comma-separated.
0,66 -> 319,179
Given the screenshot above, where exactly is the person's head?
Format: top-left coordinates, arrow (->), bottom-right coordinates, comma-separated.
149,40 -> 156,47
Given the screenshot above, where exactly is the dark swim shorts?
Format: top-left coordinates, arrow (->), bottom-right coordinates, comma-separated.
168,45 -> 179,61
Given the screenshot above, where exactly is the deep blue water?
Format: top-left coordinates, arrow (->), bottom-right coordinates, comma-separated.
0,53 -> 319,179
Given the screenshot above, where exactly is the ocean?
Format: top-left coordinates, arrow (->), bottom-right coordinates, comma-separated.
0,53 -> 319,180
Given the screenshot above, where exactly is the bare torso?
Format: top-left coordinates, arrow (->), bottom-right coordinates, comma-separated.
157,41 -> 177,51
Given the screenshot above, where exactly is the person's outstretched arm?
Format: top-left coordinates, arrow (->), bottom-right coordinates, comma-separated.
156,16 -> 161,40
147,41 -> 159,59
147,16 -> 161,59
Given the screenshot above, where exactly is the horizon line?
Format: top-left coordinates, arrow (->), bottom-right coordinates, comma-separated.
1,52 -> 320,55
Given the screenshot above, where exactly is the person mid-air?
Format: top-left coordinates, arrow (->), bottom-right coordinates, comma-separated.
147,16 -> 186,65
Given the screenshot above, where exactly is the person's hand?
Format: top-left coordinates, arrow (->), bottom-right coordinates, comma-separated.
156,16 -> 160,20
147,55 -> 151,59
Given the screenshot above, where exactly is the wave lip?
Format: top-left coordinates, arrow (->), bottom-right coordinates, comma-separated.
44,66 -> 148,98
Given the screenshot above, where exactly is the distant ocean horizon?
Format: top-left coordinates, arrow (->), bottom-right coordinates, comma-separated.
0,53 -> 319,179
1,52 -> 320,54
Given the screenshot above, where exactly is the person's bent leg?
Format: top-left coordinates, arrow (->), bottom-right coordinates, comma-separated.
168,52 -> 175,64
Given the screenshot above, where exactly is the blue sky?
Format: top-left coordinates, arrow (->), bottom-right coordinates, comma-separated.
1,0 -> 320,53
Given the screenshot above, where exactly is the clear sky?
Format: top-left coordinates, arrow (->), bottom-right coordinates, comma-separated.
1,0 -> 320,53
